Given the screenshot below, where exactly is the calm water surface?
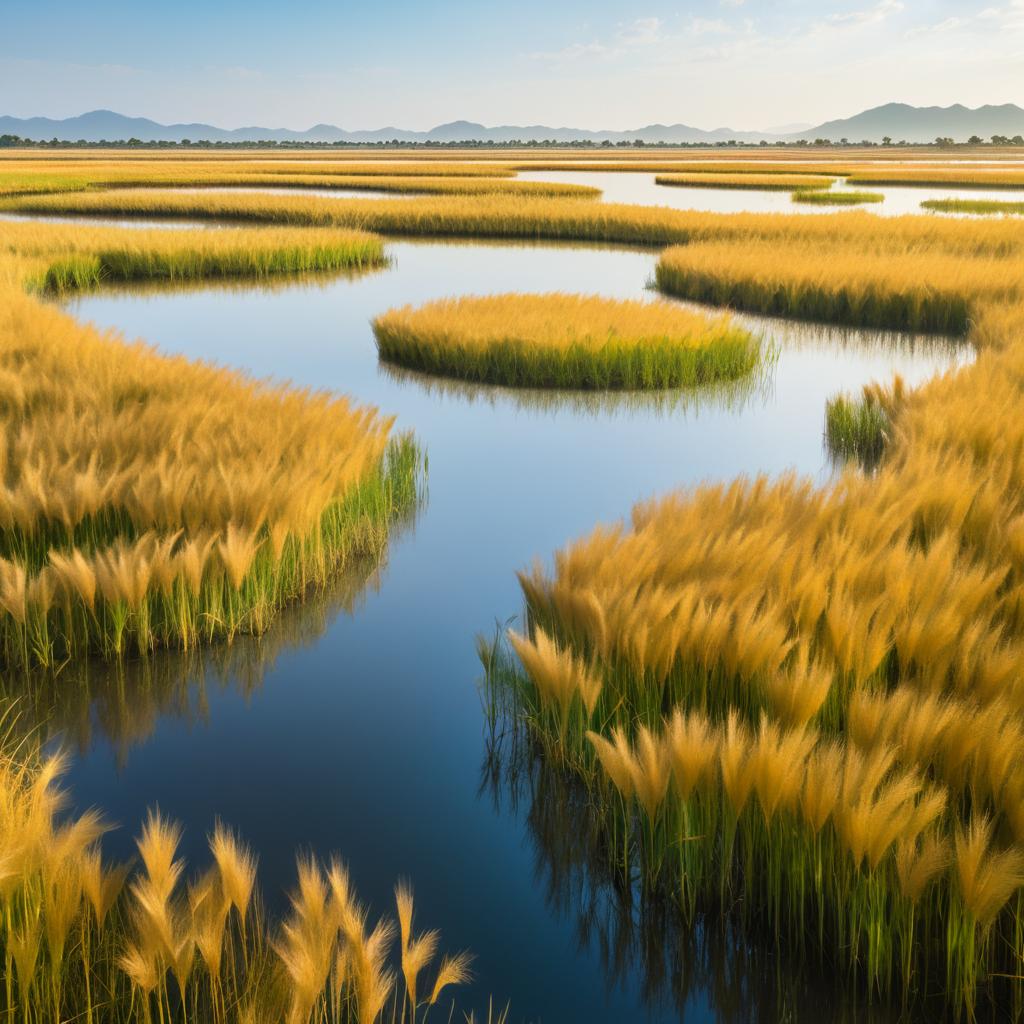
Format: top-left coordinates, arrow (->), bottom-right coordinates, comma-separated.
54,238 -> 968,1023
516,168 -> 1024,216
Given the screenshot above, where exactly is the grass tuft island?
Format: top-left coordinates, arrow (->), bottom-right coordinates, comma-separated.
372,292 -> 764,389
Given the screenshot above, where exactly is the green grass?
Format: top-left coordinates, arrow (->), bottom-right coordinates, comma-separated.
792,190 -> 885,206
824,392 -> 890,468
37,235 -> 385,293
921,198 -> 1024,216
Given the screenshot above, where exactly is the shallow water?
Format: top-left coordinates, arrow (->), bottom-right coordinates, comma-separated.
49,238 -> 968,1022
515,168 -> 1024,217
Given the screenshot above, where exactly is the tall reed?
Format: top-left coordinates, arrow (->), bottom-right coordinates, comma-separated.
0,709 -> 481,1023
0,221 -> 423,669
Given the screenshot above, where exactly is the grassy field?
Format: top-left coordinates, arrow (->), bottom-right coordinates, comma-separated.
0,169 -> 596,199
13,190 -> 1024,255
653,240 -> 1002,332
7,150 -> 1024,1018
372,292 -> 763,389
848,168 -> 1024,188
0,219 -> 422,670
0,712 -> 483,1024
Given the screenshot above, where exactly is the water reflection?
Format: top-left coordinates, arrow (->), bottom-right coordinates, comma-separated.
514,169 -> 1024,218
379,360 -> 771,421
9,541 -> 407,769
47,237 -> 972,1022
481,715 -> 920,1024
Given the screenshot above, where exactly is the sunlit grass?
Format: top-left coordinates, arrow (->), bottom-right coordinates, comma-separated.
0,711 -> 490,1024
484,208 -> 1024,1016
653,239 -> 1006,333
11,190 -> 1024,258
372,292 -> 764,389
656,173 -> 835,191
849,168 -> 1024,188
0,220 -> 423,670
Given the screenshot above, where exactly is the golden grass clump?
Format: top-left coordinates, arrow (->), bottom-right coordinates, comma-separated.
0,160 -> 597,199
372,292 -> 763,389
653,238 -> 1013,333
0,709 -> 476,1023
848,168 -> 1024,189
655,173 -> 836,191
0,220 -> 421,668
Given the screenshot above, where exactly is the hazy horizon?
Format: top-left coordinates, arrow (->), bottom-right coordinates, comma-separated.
4,1 -> 1023,132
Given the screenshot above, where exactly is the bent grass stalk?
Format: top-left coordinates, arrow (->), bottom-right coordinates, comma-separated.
372,292 -> 764,390
0,716 -> 481,1023
0,220 -> 423,670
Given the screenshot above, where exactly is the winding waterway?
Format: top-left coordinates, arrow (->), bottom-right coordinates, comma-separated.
42,235 -> 969,1022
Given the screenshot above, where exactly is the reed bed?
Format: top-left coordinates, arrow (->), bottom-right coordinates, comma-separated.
486,205 -> 1024,1016
656,173 -> 836,191
848,169 -> 1024,189
652,240 -> 1021,333
0,710 -> 485,1023
792,190 -> 885,206
0,169 -> 594,200
921,198 -> 1024,216
13,190 -> 1024,259
0,221 -> 422,670
372,293 -> 763,389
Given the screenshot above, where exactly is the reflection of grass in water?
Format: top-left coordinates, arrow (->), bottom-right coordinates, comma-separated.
379,356 -> 772,420
62,258 -> 387,303
921,198 -> 1024,216
6,503 -> 421,768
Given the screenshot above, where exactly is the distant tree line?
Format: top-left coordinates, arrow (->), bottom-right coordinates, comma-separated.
0,133 -> 1022,150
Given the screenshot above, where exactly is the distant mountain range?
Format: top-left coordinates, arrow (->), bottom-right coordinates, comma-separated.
2,103 -> 1023,145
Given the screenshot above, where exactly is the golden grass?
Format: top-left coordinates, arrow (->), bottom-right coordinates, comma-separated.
0,167 -> 595,200
372,292 -> 762,389
653,239 -> 1019,332
0,713 -> 479,1023
655,173 -> 836,191
11,156 -> 1024,1015
463,188 -> 1024,1014
0,220 -> 422,668
849,168 -> 1024,189
12,190 -> 1024,259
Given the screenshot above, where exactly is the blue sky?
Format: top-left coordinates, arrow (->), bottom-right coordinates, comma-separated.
3,1 -> 1022,129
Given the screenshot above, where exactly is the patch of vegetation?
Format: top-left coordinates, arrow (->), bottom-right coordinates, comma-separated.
372,292 -> 764,389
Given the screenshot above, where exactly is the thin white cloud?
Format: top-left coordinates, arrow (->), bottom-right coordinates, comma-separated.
829,0 -> 905,27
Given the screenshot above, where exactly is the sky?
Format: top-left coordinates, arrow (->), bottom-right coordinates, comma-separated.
3,1 -> 1023,130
